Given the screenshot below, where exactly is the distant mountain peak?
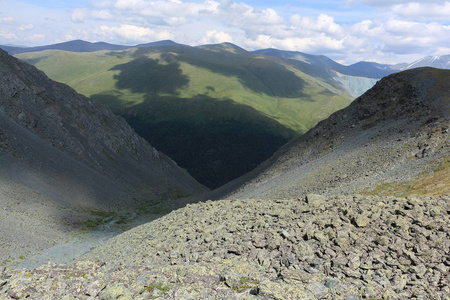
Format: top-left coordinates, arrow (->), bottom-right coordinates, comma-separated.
196,42 -> 247,54
402,54 -> 450,70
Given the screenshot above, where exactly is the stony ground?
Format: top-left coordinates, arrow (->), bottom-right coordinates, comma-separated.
1,194 -> 448,299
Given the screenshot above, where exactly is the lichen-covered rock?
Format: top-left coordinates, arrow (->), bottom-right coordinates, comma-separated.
99,284 -> 132,300
1,194 -> 448,299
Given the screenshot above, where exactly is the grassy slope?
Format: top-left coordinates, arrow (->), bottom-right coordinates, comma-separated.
17,46 -> 351,134
16,45 -> 352,188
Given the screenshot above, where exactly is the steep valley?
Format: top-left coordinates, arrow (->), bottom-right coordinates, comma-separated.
14,43 -> 353,188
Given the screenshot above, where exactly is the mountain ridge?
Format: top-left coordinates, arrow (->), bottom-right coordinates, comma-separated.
0,39 -> 185,55
3,39 -> 449,76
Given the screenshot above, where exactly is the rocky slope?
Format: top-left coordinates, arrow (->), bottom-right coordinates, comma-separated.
0,49 -> 206,266
2,194 -> 449,299
211,67 -> 449,201
0,67 -> 448,299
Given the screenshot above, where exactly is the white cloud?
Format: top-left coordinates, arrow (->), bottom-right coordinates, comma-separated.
98,24 -> 173,43
71,8 -> 89,23
164,16 -> 187,26
0,32 -> 18,40
290,14 -> 344,36
91,0 -> 112,9
91,9 -> 114,20
199,29 -> 233,44
346,0 -> 446,7
19,24 -> 34,31
435,47 -> 450,56
100,24 -> 155,41
113,0 -> 218,19
25,34 -> 46,42
0,15 -> 14,23
0,0 -> 447,64
392,2 -> 450,21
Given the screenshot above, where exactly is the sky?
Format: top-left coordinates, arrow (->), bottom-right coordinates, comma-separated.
0,0 -> 449,64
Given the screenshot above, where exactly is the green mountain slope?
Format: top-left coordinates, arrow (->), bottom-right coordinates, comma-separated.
16,43 -> 352,188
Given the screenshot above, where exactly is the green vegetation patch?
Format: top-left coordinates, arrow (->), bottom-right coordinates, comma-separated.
141,283 -> 170,298
364,156 -> 450,197
79,208 -> 116,230
232,276 -> 260,293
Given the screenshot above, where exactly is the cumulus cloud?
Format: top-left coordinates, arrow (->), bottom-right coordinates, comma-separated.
113,0 -> 218,19
0,14 -> 14,23
392,2 -> 450,21
98,24 -> 174,43
91,9 -> 114,20
199,29 -> 233,44
91,0 -> 112,8
25,34 -> 46,43
344,0 -> 446,7
0,0 -> 448,64
100,24 -> 155,41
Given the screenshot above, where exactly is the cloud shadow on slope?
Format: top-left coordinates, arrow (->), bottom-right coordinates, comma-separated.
110,56 -> 189,95
129,46 -> 307,98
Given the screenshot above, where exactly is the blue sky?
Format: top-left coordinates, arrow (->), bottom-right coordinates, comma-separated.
0,0 -> 449,64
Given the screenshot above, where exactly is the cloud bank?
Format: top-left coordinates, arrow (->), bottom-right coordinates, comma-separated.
0,0 -> 449,64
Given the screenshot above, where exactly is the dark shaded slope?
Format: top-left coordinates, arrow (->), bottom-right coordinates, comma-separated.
93,93 -> 295,189
208,67 -> 449,200
0,48 -> 206,208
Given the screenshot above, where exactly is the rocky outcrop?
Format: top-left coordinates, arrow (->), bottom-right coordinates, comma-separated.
2,194 -> 449,299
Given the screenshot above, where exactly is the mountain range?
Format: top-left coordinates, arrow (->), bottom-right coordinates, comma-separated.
3,40 -> 449,91
4,40 -> 448,190
0,48 -> 447,298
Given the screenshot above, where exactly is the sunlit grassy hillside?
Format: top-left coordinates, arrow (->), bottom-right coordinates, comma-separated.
17,43 -> 352,188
